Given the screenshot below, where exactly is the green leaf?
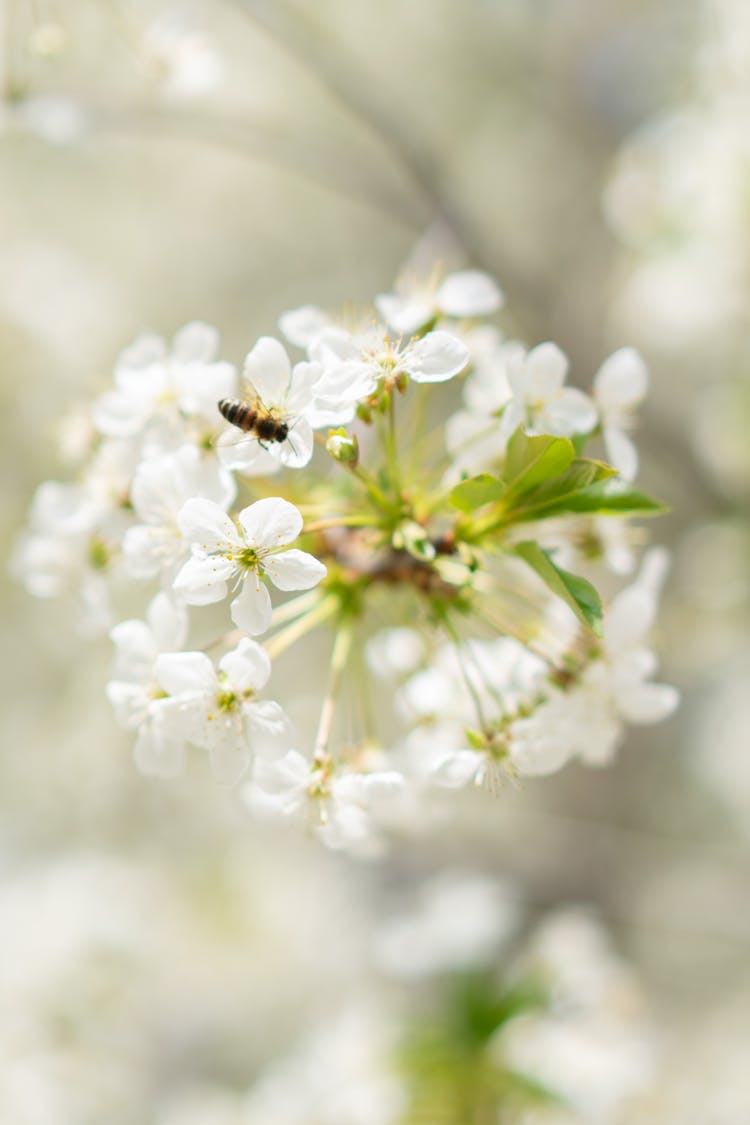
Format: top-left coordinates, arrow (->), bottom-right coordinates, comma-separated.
505,458 -> 615,521
501,428 -> 575,498
513,541 -> 603,634
449,473 -> 504,513
528,478 -> 667,519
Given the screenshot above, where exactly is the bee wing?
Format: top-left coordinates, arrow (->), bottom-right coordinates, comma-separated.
216,427 -> 257,450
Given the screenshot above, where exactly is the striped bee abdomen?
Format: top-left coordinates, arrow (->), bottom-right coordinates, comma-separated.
217,399 -> 290,444
218,398 -> 256,431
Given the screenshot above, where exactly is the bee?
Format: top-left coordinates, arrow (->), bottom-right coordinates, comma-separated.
217,396 -> 290,447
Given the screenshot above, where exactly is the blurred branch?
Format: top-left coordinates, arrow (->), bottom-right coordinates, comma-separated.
232,0 -> 554,310
55,100 -> 427,229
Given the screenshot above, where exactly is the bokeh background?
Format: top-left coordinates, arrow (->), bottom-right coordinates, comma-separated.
2,1 -> 750,1121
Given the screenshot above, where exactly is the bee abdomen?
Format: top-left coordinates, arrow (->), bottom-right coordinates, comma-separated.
218,399 -> 256,431
256,415 -> 289,442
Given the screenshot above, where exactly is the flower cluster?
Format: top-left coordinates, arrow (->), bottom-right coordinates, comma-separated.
14,264 -> 677,851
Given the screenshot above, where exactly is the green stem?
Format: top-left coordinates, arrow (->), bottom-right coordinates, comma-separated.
441,612 -> 489,731
268,587 -> 323,629
304,514 -> 377,533
265,594 -> 338,661
351,464 -> 393,516
385,389 -> 400,499
314,617 -> 355,764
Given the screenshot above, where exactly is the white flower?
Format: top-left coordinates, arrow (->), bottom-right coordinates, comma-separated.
593,347 -> 649,480
372,871 -> 519,979
500,342 -> 598,441
217,336 -> 322,473
123,445 -> 236,580
106,592 -> 190,777
92,322 -> 236,447
243,1007 -> 405,1125
174,496 -> 326,635
399,638 -> 546,728
153,638 -> 288,783
246,750 -> 405,855
141,18 -> 223,100
311,323 -> 469,411
366,627 -> 426,677
278,304 -> 332,349
10,479 -> 120,634
509,549 -> 679,776
376,269 -> 503,335
499,909 -> 655,1122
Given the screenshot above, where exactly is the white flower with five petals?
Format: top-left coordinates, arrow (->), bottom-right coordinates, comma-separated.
217,336 -> 322,474
92,321 -> 236,446
106,592 -> 190,777
309,323 -> 469,424
174,496 -> 326,635
376,269 -> 503,336
123,444 -> 236,580
246,749 -> 405,856
500,342 -> 598,442
153,638 -> 289,783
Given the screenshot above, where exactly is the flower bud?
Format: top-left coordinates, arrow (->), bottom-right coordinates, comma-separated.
398,520 -> 436,561
326,429 -> 359,467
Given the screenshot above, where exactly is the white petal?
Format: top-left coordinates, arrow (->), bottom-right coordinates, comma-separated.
404,330 -> 469,383
116,332 -> 165,374
285,361 -> 324,414
172,321 -> 219,363
155,650 -> 216,695
375,294 -> 435,336
604,425 -> 639,481
109,619 -> 156,675
540,388 -> 598,436
278,305 -> 329,348
510,728 -> 572,777
617,681 -> 680,724
252,748 -> 311,795
431,750 -> 482,788
264,549 -> 327,591
245,699 -> 290,738
107,680 -> 148,727
130,455 -> 180,525
309,326 -> 359,366
123,524 -> 179,579
437,270 -> 503,318
146,592 -> 188,652
134,726 -> 185,778
217,432 -> 280,476
311,361 -> 379,409
526,342 -> 568,397
242,336 -> 291,405
606,588 -> 656,651
91,389 -> 149,438
209,739 -> 250,785
238,496 -> 302,548
219,637 -> 271,692
230,578 -> 273,635
175,360 -> 237,418
278,418 -> 314,468
177,497 -> 240,552
594,347 -> 648,411
173,554 -> 233,605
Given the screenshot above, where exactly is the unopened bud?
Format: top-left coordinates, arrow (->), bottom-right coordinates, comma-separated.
399,520 -> 436,561
326,429 -> 359,467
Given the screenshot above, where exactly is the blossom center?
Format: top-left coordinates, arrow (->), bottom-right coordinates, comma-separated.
215,690 -> 238,712
236,546 -> 260,570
